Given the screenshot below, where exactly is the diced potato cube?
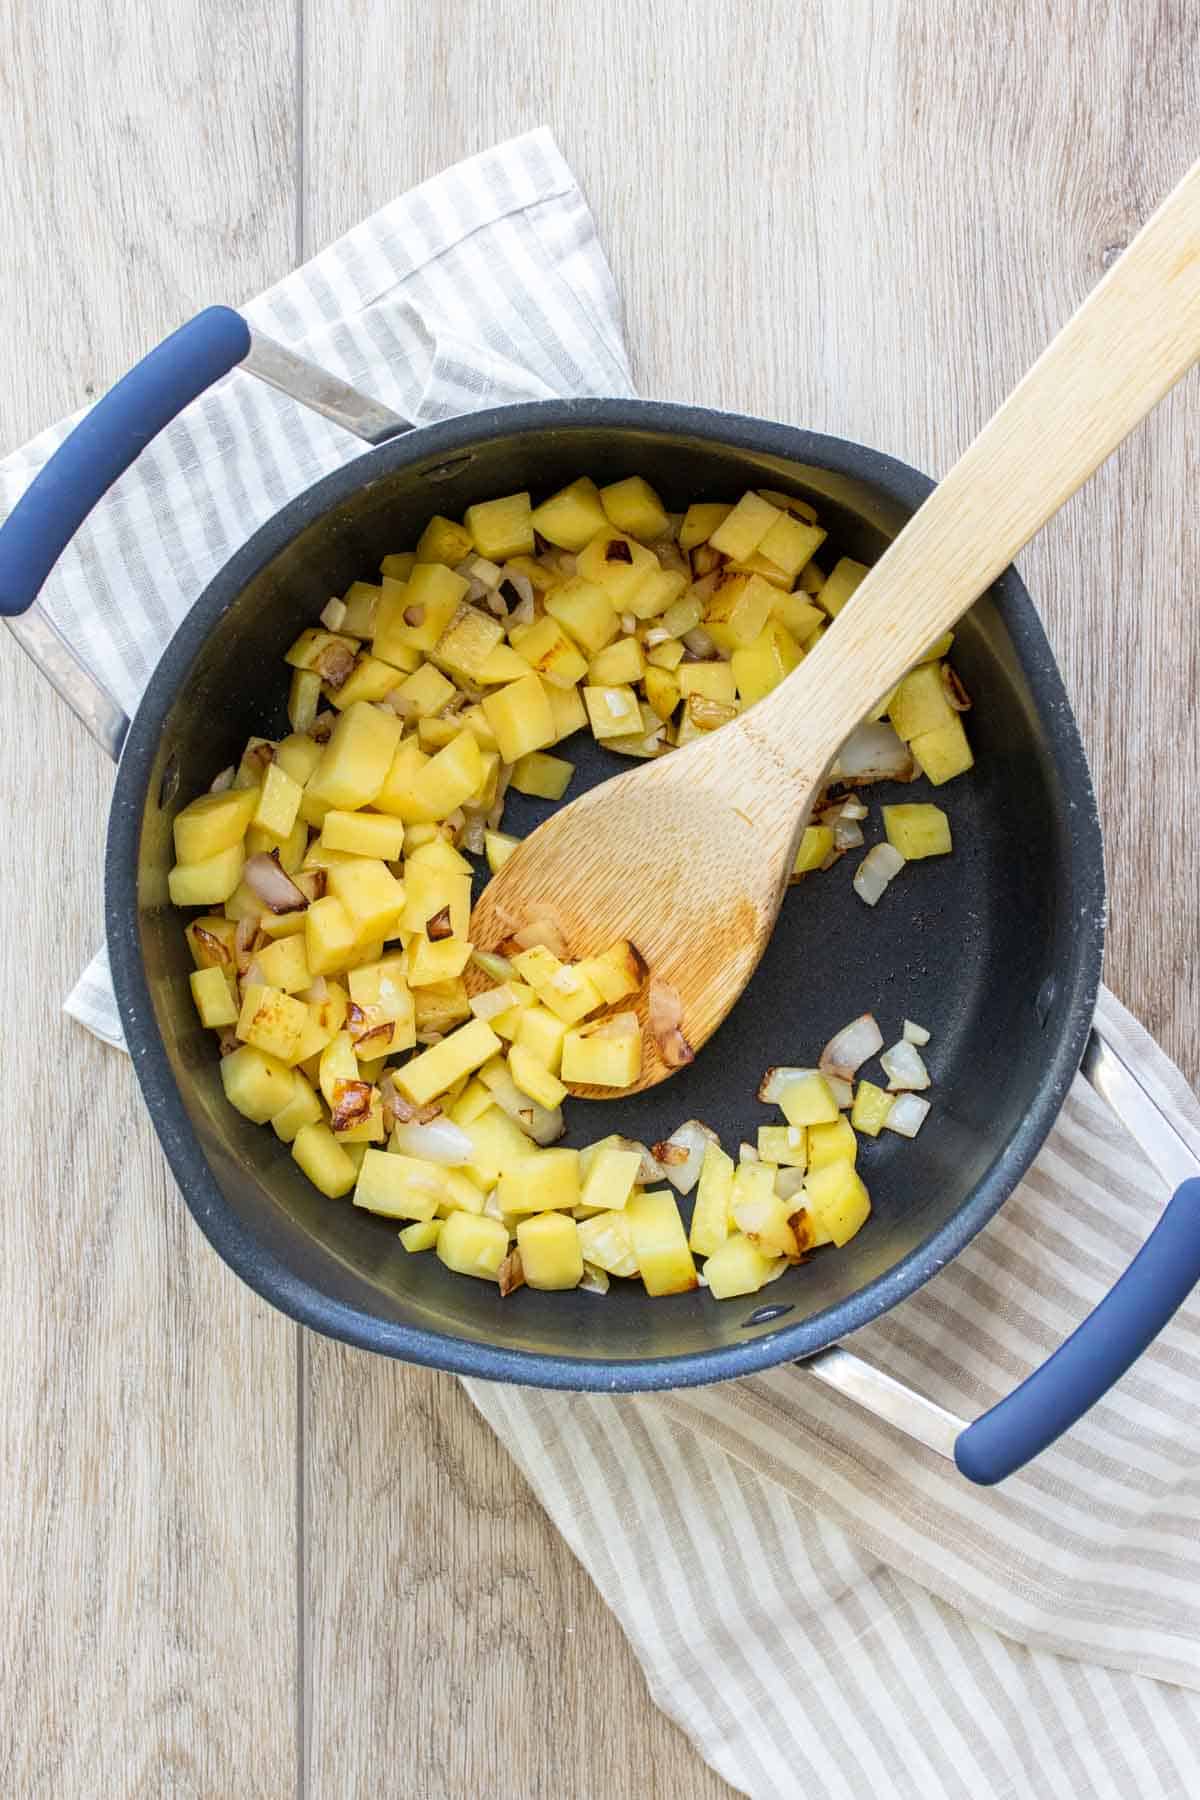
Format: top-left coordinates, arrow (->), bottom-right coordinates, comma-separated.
889,664 -> 956,741
371,737 -> 429,821
460,1105 -> 537,1186
303,702 -> 403,817
393,661 -> 457,718
729,1160 -> 798,1259
292,1121 -> 358,1198
910,717 -> 974,785
448,1078 -> 495,1126
583,683 -> 641,740
512,1004 -> 568,1073
779,1072 -> 840,1126
396,1018 -> 503,1106
731,621 -> 803,706
544,572 -> 622,652
560,1011 -> 642,1087
249,764 -> 302,840
284,627 -> 359,675
270,1073 -> 323,1144
679,502 -> 733,550
757,511 -> 827,580
246,812 -> 307,874
919,631 -> 956,664
407,935 -> 472,986
507,1043 -> 568,1109
498,1148 -> 580,1214
353,1148 -> 445,1221
437,1210 -> 511,1281
596,476 -> 668,541
577,1145 -> 641,1215
327,860 -> 406,943
684,694 -> 737,734
818,557 -> 869,617
465,491 -> 534,562
510,751 -> 574,800
481,672 -> 556,764
173,786 -> 259,865
255,933 -> 311,994
704,1234 -> 783,1299
399,1219 -> 444,1253
288,667 -> 322,733
576,938 -> 646,1006
757,1124 -> 807,1168
413,979 -> 472,1036
678,661 -> 737,705
304,896 -> 359,976
485,830 -> 520,874
516,1211 -> 584,1289
405,728 -> 484,823
883,803 -> 952,859
626,567 -> 688,621
221,1044 -> 296,1123
661,595 -> 703,638
329,652 -> 420,710
791,825 -> 834,877
851,1080 -> 894,1137
531,476 -> 609,551
803,1162 -> 872,1247
587,638 -> 645,687
626,1188 -> 697,1295
512,946 -> 604,1024
236,983 -> 309,1063
771,591 -> 825,644
415,514 -> 474,565
439,1169 -> 486,1215
510,614 -> 589,688
186,915 -> 238,971
320,810 -> 406,860
574,532 -> 659,611
374,566 -> 468,661
339,580 -> 381,636
708,491 -> 782,561
643,666 -> 681,721
704,572 -> 776,650
476,642 -> 540,686
190,965 -> 238,1028
688,1140 -> 735,1257
577,1209 -> 639,1276
542,677 -> 589,742
807,1116 -> 858,1170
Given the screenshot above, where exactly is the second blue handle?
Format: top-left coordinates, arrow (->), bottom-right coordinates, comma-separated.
955,1177 -> 1200,1484
0,305 -> 250,618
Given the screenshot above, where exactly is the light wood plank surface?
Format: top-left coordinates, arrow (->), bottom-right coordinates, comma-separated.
0,4 -> 301,1796
2,0 -> 1198,1795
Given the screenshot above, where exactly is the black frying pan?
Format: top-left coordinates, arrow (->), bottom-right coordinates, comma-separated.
4,310 -> 1196,1485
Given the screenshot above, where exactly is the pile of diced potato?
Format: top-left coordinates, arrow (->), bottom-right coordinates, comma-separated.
171,473 -> 971,1302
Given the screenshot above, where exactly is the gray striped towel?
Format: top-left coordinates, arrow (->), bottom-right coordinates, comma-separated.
5,130 -> 1198,1800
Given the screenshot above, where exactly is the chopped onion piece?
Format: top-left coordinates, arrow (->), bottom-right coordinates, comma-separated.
903,1018 -> 931,1046
497,1249 -> 525,1297
648,977 -> 695,1070
243,853 -> 309,914
511,917 -> 569,958
472,947 -> 516,983
470,984 -> 520,1022
460,807 -> 487,855
382,689 -> 420,720
942,665 -> 971,711
320,597 -> 347,631
758,1066 -> 818,1104
884,1092 -> 931,1137
853,842 -> 905,907
243,959 -> 266,988
579,1263 -> 610,1295
832,720 -> 915,783
827,1075 -> 854,1109
643,626 -> 673,647
620,611 -> 638,635
650,1119 -> 719,1194
390,1118 -> 474,1166
880,1039 -> 931,1091
836,795 -> 868,821
833,816 -> 865,850
617,1138 -> 668,1185
499,566 -> 535,610
774,1166 -> 807,1203
485,1064 -> 564,1144
312,639 -> 356,687
819,1013 -> 884,1080
209,765 -> 235,793
739,1143 -> 759,1163
682,626 -> 717,659
509,593 -> 536,626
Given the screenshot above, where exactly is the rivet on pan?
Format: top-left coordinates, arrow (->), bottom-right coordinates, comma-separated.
158,750 -> 180,810
422,453 -> 476,483
1035,975 -> 1057,1029
741,1303 -> 795,1328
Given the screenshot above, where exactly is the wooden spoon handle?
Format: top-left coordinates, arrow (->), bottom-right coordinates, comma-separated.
755,155 -> 1200,763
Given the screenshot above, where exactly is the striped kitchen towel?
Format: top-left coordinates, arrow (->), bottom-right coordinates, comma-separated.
4,130 -> 1199,1800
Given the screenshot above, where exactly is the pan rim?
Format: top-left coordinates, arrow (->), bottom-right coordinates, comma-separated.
105,397 -> 1105,1390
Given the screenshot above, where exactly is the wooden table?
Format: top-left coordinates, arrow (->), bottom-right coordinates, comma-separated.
1,3 -> 1195,1793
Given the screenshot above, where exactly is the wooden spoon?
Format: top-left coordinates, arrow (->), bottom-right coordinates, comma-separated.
472,157 -> 1200,1094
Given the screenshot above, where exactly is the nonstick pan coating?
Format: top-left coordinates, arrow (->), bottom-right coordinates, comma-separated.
106,400 -> 1104,1388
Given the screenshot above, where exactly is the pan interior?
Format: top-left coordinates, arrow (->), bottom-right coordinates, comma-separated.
119,413 -> 1101,1375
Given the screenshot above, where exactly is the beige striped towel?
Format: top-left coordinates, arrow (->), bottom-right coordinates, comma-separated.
5,132 -> 1198,1800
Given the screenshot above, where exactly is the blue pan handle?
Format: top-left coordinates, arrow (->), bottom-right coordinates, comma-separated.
954,1177 -> 1200,1483
0,306 -> 250,618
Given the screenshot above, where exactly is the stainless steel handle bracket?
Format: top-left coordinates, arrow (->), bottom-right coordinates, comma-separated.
4,604 -> 128,762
